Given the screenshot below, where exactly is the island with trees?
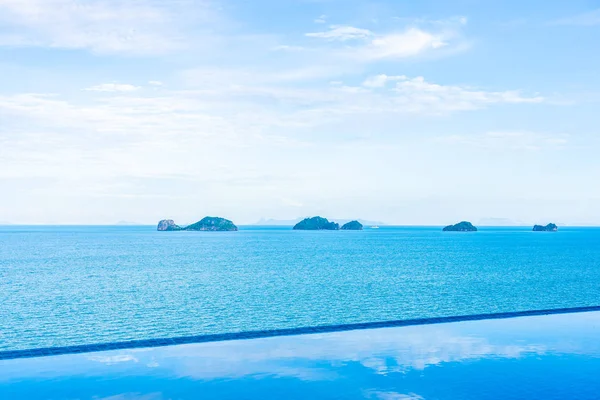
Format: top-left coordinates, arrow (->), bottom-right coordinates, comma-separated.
443,221 -> 478,232
341,221 -> 364,230
533,223 -> 558,232
293,217 -> 340,230
157,217 -> 238,231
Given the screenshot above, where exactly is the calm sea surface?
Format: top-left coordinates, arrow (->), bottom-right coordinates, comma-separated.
1,225 -> 599,351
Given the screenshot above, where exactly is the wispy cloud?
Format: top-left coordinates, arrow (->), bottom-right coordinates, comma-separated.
133,325 -> 549,381
0,74 -> 546,187
314,15 -> 327,24
306,25 -> 460,61
306,25 -> 374,41
370,392 -> 424,400
391,76 -> 544,110
87,354 -> 138,365
0,0 -> 215,54
362,74 -> 407,88
0,2 -> 576,224
356,29 -> 448,60
180,69 -> 544,117
436,131 -> 568,150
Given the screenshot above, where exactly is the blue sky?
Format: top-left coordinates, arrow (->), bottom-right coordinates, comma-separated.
1,0 -> 600,225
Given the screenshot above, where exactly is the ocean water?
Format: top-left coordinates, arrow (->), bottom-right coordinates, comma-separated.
1,225 -> 599,351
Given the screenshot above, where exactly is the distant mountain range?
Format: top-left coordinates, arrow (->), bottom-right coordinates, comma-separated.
253,218 -> 386,226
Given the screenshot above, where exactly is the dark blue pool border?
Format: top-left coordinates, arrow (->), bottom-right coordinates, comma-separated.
2,305 -> 600,361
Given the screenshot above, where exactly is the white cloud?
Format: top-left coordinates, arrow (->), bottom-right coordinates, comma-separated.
0,0 -> 215,54
88,354 -> 138,365
181,69 -> 542,116
306,25 -> 374,41
99,393 -> 163,400
0,88 -> 320,186
437,131 -> 568,150
1,76 -> 545,143
362,74 -> 407,88
85,84 -> 140,92
314,15 -> 327,24
391,76 -> 544,112
356,29 -> 448,60
0,46 -> 548,222
0,0 -> 589,225
306,25 -> 457,61
128,324 -> 550,381
0,76 -> 545,187
0,76 -> 546,202
371,393 -> 424,400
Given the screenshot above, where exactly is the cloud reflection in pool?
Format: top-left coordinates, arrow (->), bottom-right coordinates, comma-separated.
2,311 -> 600,399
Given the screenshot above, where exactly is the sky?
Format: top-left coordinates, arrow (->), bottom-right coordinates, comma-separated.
1,0 -> 600,225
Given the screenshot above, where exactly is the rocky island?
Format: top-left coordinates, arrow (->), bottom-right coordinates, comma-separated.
157,217 -> 238,232
533,223 -> 558,232
157,219 -> 182,231
293,217 -> 339,230
443,221 -> 478,232
341,220 -> 363,230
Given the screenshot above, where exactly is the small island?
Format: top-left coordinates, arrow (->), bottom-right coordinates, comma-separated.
157,219 -> 182,231
157,217 -> 238,232
533,223 -> 558,232
341,221 -> 363,230
293,217 -> 339,230
443,221 -> 478,232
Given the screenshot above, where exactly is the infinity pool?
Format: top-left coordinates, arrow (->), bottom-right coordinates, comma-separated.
2,310 -> 600,399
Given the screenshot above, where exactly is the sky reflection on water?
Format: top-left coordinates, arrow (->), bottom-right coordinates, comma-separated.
2,311 -> 600,399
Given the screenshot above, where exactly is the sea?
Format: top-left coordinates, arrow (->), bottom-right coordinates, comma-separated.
1,225 -> 599,351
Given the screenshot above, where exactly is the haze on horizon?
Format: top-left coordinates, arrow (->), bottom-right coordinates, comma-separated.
1,0 -> 600,226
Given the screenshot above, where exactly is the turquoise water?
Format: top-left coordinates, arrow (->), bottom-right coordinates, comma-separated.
1,225 -> 599,351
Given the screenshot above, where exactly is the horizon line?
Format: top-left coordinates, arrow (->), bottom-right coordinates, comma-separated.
0,223 -> 597,228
